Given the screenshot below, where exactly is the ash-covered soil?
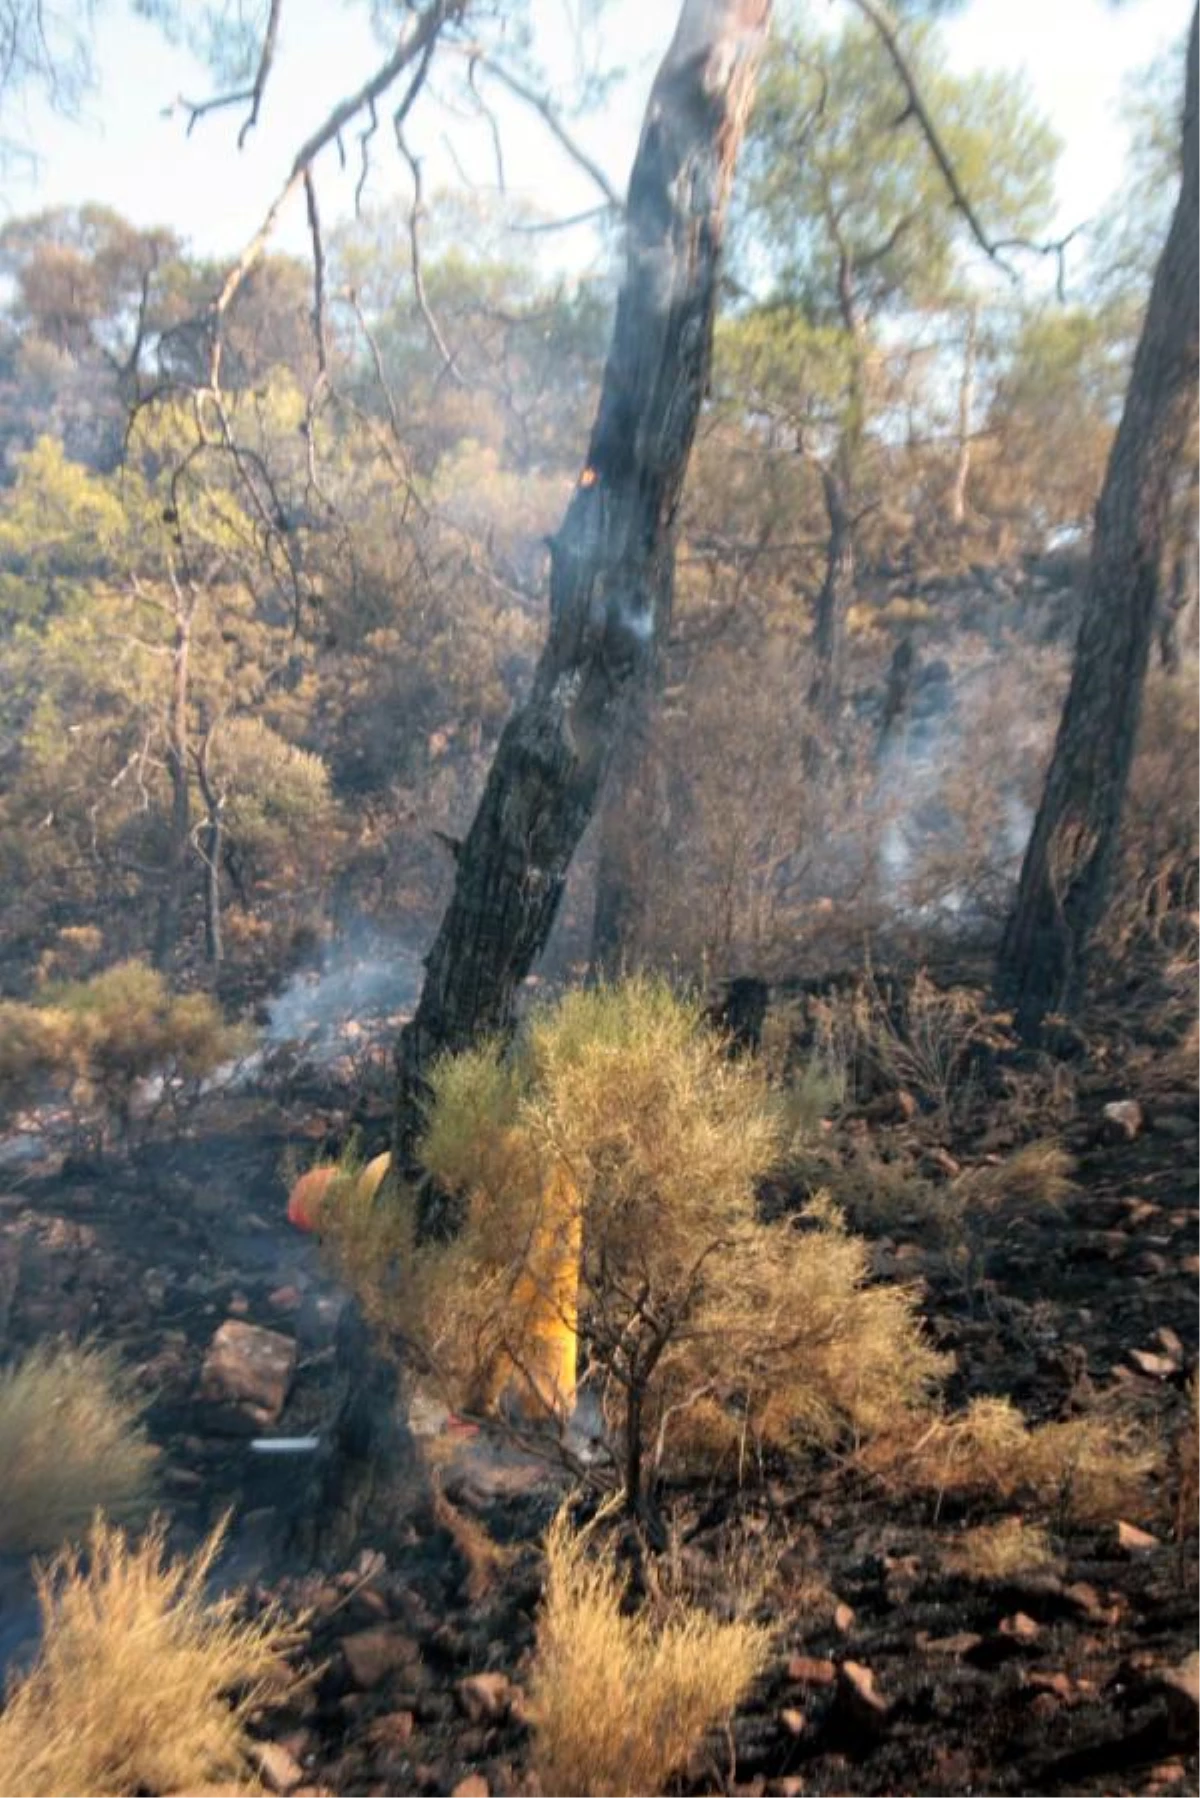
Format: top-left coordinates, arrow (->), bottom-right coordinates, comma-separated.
0,976 -> 1195,1798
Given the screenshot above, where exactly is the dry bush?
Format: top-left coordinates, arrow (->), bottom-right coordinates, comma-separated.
868,1394 -> 1163,1525
527,1508 -> 770,1798
811,969 -> 1012,1114
660,1195 -> 950,1473
956,1141 -> 1076,1213
0,1343 -> 156,1553
0,962 -> 246,1135
0,1515 -> 304,1797
941,1517 -> 1062,1581
801,1140 -> 956,1242
332,978 -> 950,1508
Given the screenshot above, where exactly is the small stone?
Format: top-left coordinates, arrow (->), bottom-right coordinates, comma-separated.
833,1601 -> 855,1633
342,1627 -> 421,1689
365,1710 -> 416,1750
836,1661 -> 889,1730
269,1284 -> 302,1311
1180,1255 -> 1200,1277
1026,1671 -> 1075,1702
779,1707 -> 806,1736
252,1742 -> 305,1793
921,1146 -> 961,1179
999,1613 -> 1040,1644
1116,1520 -> 1160,1554
1154,1327 -> 1184,1361
457,1671 -> 513,1723
199,1320 -> 296,1431
1102,1100 -> 1143,1142
786,1654 -> 837,1687
922,1631 -> 983,1656
1128,1349 -> 1178,1380
451,1778 -> 489,1797
229,1291 -> 250,1315
766,1781 -> 806,1797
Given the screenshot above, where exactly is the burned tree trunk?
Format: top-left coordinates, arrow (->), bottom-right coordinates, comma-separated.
996,6 -> 1198,1040
153,580 -> 194,972
808,462 -> 855,723
395,0 -> 772,1164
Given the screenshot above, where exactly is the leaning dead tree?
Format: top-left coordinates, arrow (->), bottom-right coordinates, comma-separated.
393,0 -> 773,1175
996,4 -> 1199,1040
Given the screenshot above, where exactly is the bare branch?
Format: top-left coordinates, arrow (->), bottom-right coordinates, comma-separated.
451,44 -> 622,212
206,0 -> 461,388
847,0 -> 1079,287
396,129 -> 467,386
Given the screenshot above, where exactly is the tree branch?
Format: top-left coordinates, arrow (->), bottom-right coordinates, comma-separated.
848,0 -> 1079,290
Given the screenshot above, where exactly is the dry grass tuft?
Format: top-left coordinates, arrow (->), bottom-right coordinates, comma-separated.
527,1509 -> 770,1797
957,1141 -> 1076,1212
867,1394 -> 1163,1525
0,1343 -> 157,1553
0,1515 -> 305,1797
941,1517 -> 1062,1581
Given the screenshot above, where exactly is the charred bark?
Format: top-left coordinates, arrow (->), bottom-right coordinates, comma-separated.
808,461 -> 855,728
394,0 -> 772,1173
153,589 -> 194,971
995,7 -> 1199,1039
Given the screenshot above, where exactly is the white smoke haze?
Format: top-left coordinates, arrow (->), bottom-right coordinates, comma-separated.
264,924 -> 426,1063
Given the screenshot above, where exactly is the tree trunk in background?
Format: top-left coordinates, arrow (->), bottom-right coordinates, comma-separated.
949,300 -> 978,527
995,6 -> 1198,1040
808,460 -> 855,733
394,0 -> 772,1174
1158,456 -> 1199,672
153,596 -> 193,971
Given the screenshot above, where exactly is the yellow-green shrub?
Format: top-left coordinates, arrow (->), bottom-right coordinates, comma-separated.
0,1343 -> 156,1553
527,1508 -> 770,1797
329,977 -> 949,1506
0,962 -> 245,1131
0,1516 -> 303,1797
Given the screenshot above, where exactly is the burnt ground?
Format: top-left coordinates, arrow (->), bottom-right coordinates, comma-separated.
0,986 -> 1195,1798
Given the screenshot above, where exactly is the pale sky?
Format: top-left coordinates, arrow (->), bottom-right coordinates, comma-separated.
3,0 -> 1191,283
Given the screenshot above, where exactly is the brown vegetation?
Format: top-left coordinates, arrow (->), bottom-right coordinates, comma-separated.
0,1342 -> 156,1553
0,1516 -> 304,1797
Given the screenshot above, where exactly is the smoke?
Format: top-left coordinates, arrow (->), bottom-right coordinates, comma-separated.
264,924 -> 425,1063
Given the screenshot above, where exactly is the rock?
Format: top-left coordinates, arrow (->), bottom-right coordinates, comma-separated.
1158,1652 -> 1199,1745
1129,1349 -> 1179,1380
778,1707 -> 806,1736
458,1671 -> 513,1724
451,1778 -> 490,1797
833,1601 -> 855,1633
836,1662 -> 889,1731
786,1654 -> 837,1687
198,1320 -> 296,1431
921,1631 -> 983,1656
341,1626 -> 421,1689
252,1742 -> 306,1793
766,1781 -> 806,1797
998,1612 -> 1041,1644
1154,1326 -> 1185,1361
365,1712 -> 416,1751
1116,1520 -> 1160,1554
269,1284 -> 302,1311
1026,1671 -> 1076,1703
1102,1100 -> 1143,1142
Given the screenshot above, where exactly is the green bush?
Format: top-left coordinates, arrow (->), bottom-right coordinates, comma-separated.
328,976 -> 949,1509
0,961 -> 246,1134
